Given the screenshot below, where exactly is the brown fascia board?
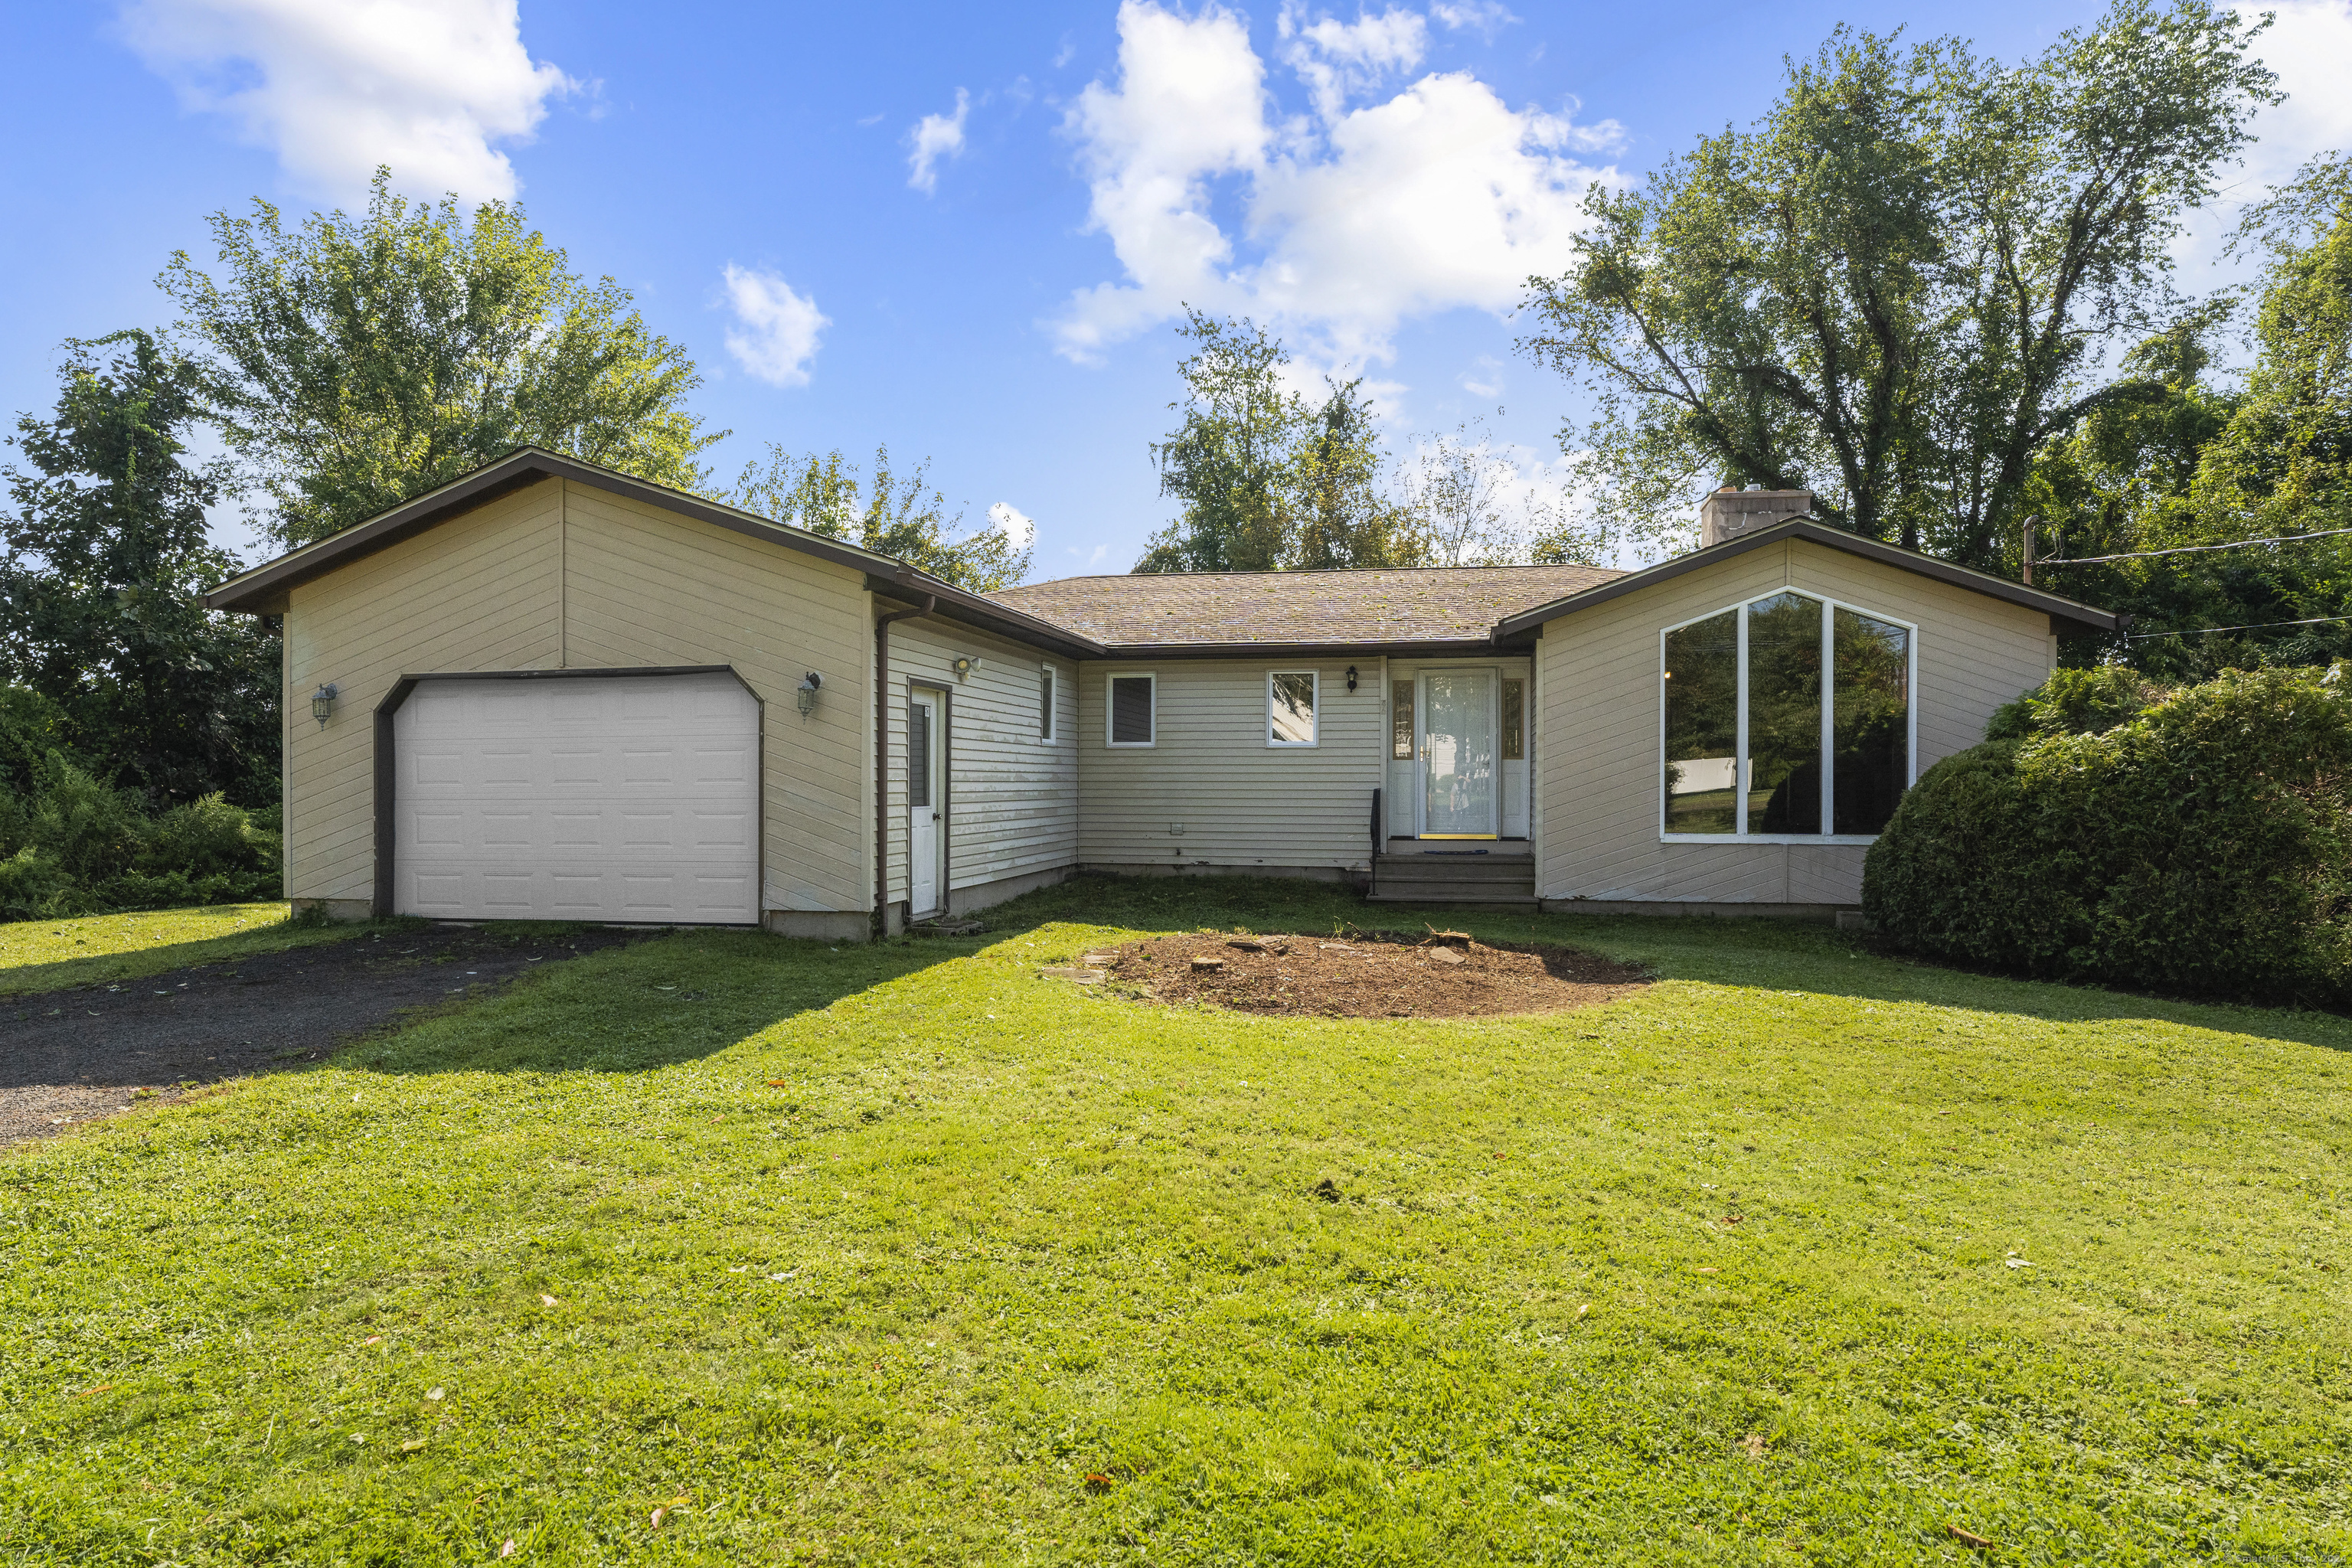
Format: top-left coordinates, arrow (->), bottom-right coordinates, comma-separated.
869,576 -> 1105,660
1491,519 -> 2122,639
201,447 -> 1106,657
1085,637 -> 1533,661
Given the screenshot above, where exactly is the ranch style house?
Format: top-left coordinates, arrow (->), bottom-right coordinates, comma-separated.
204,448 -> 2120,939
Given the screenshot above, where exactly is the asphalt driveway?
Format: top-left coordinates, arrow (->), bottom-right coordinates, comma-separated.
2,924 -> 645,1148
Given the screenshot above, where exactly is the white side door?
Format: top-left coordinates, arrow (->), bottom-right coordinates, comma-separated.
393,671 -> 759,923
907,690 -> 945,916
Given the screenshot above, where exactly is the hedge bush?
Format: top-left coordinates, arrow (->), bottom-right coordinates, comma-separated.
0,750 -> 280,922
1863,664 -> 2352,1005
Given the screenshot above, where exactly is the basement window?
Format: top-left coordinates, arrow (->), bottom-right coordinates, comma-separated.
1108,673 -> 1155,746
1661,592 -> 1914,841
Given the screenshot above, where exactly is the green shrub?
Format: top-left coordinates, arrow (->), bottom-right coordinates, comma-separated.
1864,664 -> 2352,1005
0,751 -> 279,922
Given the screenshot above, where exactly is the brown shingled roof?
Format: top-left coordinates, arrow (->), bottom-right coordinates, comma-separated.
986,564 -> 1624,650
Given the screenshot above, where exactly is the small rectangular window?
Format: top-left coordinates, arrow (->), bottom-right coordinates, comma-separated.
1040,665 -> 1056,741
1269,671 -> 1317,746
1391,679 -> 1414,760
908,700 -> 932,809
1108,674 -> 1155,746
1501,678 -> 1525,761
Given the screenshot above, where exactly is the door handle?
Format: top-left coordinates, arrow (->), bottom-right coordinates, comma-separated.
932,812 -> 942,822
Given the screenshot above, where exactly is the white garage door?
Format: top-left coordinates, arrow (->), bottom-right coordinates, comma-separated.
392,671 -> 760,924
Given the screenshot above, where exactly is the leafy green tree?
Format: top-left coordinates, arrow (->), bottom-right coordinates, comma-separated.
1521,2 -> 2278,569
1138,309 -> 1426,572
727,444 -> 1030,593
1294,379 -> 1424,570
162,168 -> 721,548
0,332 -> 279,805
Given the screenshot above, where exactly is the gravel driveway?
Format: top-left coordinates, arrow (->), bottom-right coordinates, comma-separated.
2,925 -> 645,1148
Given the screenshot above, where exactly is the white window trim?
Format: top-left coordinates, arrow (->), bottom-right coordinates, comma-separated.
1266,669 -> 1319,748
1106,671 -> 1157,747
1040,664 -> 1058,744
1657,590 -> 1919,845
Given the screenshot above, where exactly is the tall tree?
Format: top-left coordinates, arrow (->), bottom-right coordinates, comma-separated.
1521,2 -> 2278,569
162,168 -> 721,548
727,444 -> 1031,593
1138,309 -> 1426,573
1,332 -> 279,805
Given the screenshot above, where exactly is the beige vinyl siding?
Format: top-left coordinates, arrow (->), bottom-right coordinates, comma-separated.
880,619 -> 1079,905
283,482 -> 564,903
558,482 -> 871,913
1534,537 -> 2055,906
282,475 -> 875,915
1077,660 -> 1380,872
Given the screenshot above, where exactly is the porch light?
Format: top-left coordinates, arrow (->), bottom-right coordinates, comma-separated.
952,656 -> 981,681
796,671 -> 822,716
310,683 -> 338,727
1346,665 -> 1359,692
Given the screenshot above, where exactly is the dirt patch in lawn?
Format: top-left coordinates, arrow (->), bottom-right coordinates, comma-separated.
2,924 -> 646,1150
1093,929 -> 1649,1019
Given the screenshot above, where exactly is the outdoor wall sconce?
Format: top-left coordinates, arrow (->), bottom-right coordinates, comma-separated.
310,683 -> 338,727
952,656 -> 981,681
1345,665 -> 1359,692
796,671 -> 822,716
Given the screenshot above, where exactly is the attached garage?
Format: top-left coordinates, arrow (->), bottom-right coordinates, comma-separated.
384,669 -> 760,924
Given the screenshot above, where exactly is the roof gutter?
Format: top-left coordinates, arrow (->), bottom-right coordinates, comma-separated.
873,590 -> 936,936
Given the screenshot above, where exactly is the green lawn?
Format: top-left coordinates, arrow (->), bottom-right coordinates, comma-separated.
0,903 -> 377,998
2,876 -> 2347,1565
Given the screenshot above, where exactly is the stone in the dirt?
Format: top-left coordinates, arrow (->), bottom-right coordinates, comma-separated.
1191,956 -> 1226,972
1427,947 -> 1465,965
1080,951 -> 1119,965
1038,967 -> 1106,983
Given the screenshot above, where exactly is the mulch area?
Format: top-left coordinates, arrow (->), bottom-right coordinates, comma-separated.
1,925 -> 645,1149
1086,928 -> 1650,1019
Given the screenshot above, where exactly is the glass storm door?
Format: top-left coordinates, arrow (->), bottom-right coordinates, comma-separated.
1420,670 -> 1498,837
908,692 -> 944,916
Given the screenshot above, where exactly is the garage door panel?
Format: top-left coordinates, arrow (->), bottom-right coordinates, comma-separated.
392,672 -> 759,924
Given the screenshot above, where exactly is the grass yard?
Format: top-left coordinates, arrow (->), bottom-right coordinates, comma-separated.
2,875 -> 2347,1565
0,903 -> 374,998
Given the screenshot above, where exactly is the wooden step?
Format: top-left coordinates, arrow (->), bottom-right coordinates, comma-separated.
1367,854 -> 1536,906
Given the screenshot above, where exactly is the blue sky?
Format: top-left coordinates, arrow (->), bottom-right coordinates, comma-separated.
6,1 -> 2351,577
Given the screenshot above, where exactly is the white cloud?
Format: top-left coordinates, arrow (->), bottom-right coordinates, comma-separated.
1050,1 -> 1621,364
988,501 -> 1037,548
720,265 -> 828,387
907,88 -> 971,194
1429,1 -> 1517,38
117,0 -> 573,202
1459,354 -> 1503,398
1281,5 -> 1427,122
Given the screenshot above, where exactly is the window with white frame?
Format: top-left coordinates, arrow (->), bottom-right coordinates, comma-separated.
1268,671 -> 1317,746
1040,665 -> 1057,741
1661,590 -> 1914,840
1107,673 -> 1155,746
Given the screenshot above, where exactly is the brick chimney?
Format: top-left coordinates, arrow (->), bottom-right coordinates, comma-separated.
1699,485 -> 1812,547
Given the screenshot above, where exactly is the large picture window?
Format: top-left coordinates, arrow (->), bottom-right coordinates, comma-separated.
1661,592 -> 1913,841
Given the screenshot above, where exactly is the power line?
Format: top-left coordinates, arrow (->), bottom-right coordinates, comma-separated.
2125,612 -> 2352,642
2041,524 -> 2352,566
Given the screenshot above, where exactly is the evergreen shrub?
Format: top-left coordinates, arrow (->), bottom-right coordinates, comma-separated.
1863,664 -> 2352,1005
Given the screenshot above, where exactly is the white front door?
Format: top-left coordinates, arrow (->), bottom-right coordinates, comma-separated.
392,671 -> 760,923
908,690 -> 945,916
1421,669 -> 1498,838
